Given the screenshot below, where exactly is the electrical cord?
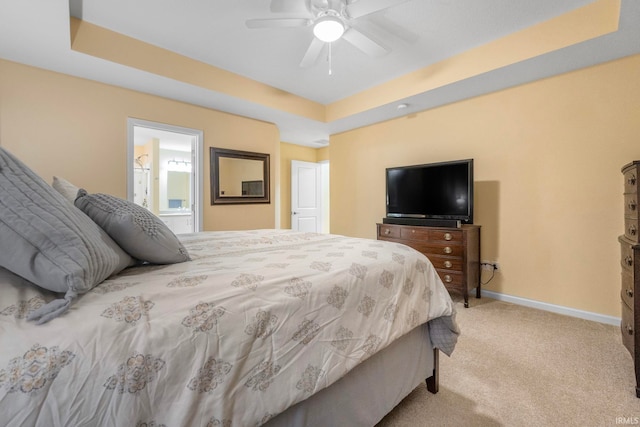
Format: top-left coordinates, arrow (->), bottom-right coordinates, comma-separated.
480,263 -> 497,286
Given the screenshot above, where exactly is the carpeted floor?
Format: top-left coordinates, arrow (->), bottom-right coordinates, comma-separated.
377,296 -> 639,427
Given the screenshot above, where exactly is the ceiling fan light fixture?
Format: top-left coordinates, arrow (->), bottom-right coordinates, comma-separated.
313,15 -> 345,42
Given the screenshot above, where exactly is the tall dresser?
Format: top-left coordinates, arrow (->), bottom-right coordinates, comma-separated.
620,160 -> 640,398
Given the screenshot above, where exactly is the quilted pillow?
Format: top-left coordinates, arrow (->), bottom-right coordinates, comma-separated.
0,147 -> 133,323
75,190 -> 190,265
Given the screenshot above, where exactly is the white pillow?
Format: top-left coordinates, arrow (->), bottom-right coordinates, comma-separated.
52,176 -> 81,203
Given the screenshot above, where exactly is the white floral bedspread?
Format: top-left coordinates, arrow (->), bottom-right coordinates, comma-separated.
0,230 -> 457,426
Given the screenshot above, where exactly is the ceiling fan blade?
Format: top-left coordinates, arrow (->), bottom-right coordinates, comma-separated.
366,15 -> 419,44
342,28 -> 388,57
270,0 -> 310,14
345,0 -> 411,19
246,18 -> 311,29
300,37 -> 325,67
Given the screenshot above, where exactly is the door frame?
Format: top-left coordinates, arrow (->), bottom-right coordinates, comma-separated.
127,118 -> 204,232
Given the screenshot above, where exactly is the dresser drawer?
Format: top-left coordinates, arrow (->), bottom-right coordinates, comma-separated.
625,217 -> 640,242
622,269 -> 635,309
399,226 -> 431,240
406,242 -> 464,257
378,224 -> 401,239
621,240 -> 636,270
399,227 -> 463,243
429,229 -> 463,243
622,303 -> 635,357
625,193 -> 639,219
436,270 -> 464,287
624,166 -> 639,194
427,254 -> 463,272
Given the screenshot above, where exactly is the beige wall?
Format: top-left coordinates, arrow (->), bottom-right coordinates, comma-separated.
330,54 -> 640,318
70,18 -> 325,123
3,51 -> 638,318
0,59 -> 278,231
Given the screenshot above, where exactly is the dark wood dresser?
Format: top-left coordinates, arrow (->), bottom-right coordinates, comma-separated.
620,161 -> 640,398
377,223 -> 481,307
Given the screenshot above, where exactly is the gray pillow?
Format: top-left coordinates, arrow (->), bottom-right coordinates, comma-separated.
0,147 -> 133,323
75,190 -> 191,265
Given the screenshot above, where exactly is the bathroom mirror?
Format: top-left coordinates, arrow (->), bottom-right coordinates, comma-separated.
210,147 -> 270,204
166,171 -> 190,210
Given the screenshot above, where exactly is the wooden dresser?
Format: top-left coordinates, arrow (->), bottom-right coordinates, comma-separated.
377,223 -> 481,307
620,161 -> 640,398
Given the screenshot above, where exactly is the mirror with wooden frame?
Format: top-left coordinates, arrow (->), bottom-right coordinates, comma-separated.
210,147 -> 270,205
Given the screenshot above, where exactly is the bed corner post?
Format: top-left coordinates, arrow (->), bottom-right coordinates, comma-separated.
425,348 -> 439,394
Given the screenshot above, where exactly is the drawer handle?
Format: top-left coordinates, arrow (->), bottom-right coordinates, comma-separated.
628,324 -> 634,336
384,229 -> 390,235
629,225 -> 637,236
629,174 -> 637,186
444,260 -> 452,268
444,233 -> 452,241
443,246 -> 452,254
443,275 -> 452,283
626,256 -> 634,267
630,200 -> 638,211
627,288 -> 634,298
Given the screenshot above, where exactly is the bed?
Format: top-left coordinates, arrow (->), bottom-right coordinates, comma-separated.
0,147 -> 458,426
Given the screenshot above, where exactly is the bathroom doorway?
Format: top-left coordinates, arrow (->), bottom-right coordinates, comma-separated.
127,118 -> 203,234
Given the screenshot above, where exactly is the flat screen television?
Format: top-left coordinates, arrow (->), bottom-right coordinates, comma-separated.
385,159 -> 474,226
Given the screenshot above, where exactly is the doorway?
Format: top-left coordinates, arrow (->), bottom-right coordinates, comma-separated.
127,118 -> 203,234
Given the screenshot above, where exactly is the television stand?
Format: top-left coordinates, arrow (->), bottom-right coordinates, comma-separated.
383,217 -> 461,228
377,223 -> 481,307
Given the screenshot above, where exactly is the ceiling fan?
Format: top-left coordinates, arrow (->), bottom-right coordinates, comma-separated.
246,0 -> 412,68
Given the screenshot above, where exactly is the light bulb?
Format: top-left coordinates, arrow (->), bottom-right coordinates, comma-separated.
313,16 -> 345,42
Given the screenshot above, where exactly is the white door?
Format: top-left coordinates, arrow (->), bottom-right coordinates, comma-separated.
291,160 -> 322,232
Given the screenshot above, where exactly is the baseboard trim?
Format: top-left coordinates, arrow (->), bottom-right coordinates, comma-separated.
480,290 -> 621,326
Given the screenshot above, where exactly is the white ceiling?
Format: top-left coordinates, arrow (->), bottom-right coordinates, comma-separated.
1,0 -> 639,147
71,0 -> 592,105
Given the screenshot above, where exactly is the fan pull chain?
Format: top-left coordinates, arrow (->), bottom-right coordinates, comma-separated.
328,42 -> 333,76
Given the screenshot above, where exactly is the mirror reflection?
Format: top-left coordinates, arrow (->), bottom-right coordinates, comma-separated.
167,171 -> 190,209
218,157 -> 264,197
210,147 -> 270,205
